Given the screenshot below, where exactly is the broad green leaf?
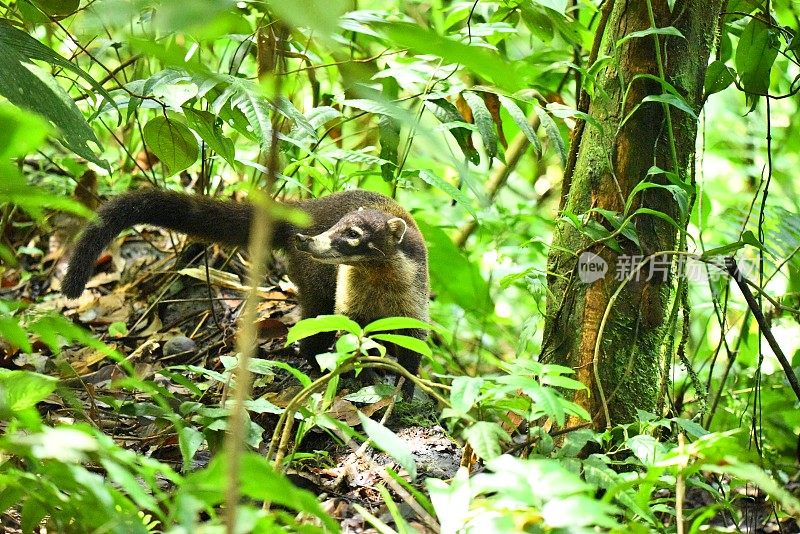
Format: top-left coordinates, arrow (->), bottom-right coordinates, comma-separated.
182,453 -> 340,531
374,22 -> 525,92
498,95 -> 541,157
463,422 -> 510,460
704,60 -> 735,96
0,37 -> 106,168
542,495 -> 619,529
183,107 -> 236,167
243,398 -> 284,414
699,241 -> 746,259
275,96 -> 315,138
674,417 -> 708,438
616,26 -> 685,48
536,106 -> 567,167
416,220 -> 493,314
735,17 -> 779,95
539,374 -> 587,390
142,116 -> 199,176
450,376 -> 484,414
0,172 -> 94,220
741,229 -> 769,253
364,317 -> 433,334
462,91 -> 498,160
342,98 -> 411,121
32,0 -> 80,18
379,114 -> 400,182
358,412 -> 417,480
100,459 -> 158,512
528,383 -> 566,425
371,334 -> 432,358
642,93 -> 697,119
0,370 -> 58,412
178,426 -> 205,465
630,207 -> 682,233
425,98 -> 479,165
625,434 -> 666,463
624,181 -> 689,222
285,315 -> 362,345
0,21 -> 116,110
0,316 -> 32,353
0,102 -> 50,158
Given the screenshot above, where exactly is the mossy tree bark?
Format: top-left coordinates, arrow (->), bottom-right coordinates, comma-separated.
541,0 -> 724,427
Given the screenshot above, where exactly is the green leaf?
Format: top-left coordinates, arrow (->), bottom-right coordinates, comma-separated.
0,33 -> 107,168
358,412 -> 417,480
342,98 -> 411,121
274,95 -> 315,138
462,91 -> 498,160
539,374 -> 586,390
411,169 -> 477,218
107,322 -> 128,338
542,495 -> 619,529
371,334 -> 432,358
142,116 -> 199,176
183,107 -> 236,167
449,376 -> 484,414
463,421 -> 510,460
673,417 -> 708,438
630,207 -> 682,233
0,172 -> 94,220
704,60 -> 735,96
498,95 -> 541,157
100,459 -> 158,512
741,229 -> 769,253
625,434 -> 665,463
285,315 -> 362,345
379,114 -> 400,182
0,21 -> 116,109
178,426 -> 205,465
624,181 -> 689,222
31,0 -> 80,18
0,316 -> 32,353
425,98 -> 480,165
374,22 -> 525,92
363,317 -> 433,334
416,220 -> 493,314
528,383 -> 566,426
0,370 -> 58,412
735,17 -> 779,95
535,106 -> 567,167
642,93 -> 697,119
616,26 -> 685,48
699,240 -> 746,259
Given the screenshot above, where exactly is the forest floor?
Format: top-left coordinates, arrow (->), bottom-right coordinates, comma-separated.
1,219 -> 457,532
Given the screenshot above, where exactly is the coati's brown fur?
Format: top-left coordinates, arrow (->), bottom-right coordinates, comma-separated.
62,189 -> 429,386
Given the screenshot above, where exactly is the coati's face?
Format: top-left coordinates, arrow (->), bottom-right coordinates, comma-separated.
295,208 -> 408,265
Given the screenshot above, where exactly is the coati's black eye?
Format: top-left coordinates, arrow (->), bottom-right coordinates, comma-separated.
344,228 -> 360,239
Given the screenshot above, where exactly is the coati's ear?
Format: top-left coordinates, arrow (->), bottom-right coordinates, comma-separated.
387,217 -> 407,244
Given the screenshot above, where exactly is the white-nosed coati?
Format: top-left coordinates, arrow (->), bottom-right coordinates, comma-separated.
62,189 -> 429,389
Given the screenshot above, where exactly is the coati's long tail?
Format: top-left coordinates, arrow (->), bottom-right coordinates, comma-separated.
62,189 -> 256,298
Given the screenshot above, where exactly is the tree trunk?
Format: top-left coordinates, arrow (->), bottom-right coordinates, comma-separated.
541,0 -> 724,427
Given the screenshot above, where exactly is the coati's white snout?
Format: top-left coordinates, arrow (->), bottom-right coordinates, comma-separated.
295,231 -> 333,256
